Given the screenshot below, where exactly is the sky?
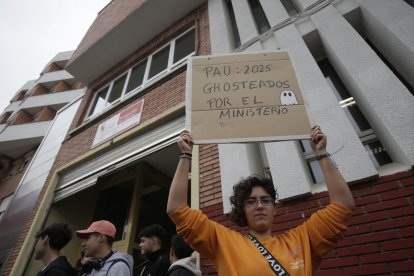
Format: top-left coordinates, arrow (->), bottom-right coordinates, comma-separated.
0,0 -> 109,112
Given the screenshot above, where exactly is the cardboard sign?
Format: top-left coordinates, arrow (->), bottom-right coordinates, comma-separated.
92,99 -> 144,147
186,51 -> 311,144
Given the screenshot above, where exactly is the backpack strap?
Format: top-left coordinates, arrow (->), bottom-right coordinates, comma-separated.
105,258 -> 131,276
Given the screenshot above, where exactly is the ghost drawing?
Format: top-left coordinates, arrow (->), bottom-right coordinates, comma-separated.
280,90 -> 299,105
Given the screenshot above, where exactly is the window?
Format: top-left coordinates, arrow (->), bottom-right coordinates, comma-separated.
225,0 -> 241,48
126,59 -> 148,94
88,28 -> 196,118
281,0 -> 299,17
318,59 -> 392,168
248,0 -> 271,34
299,140 -> 324,183
108,74 -> 127,104
89,87 -> 110,117
148,46 -> 170,79
0,194 -> 13,220
173,29 -> 196,63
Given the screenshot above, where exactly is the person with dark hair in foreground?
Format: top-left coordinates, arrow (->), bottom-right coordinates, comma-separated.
76,220 -> 133,276
167,126 -> 355,275
35,223 -> 77,276
167,235 -> 201,276
138,224 -> 170,276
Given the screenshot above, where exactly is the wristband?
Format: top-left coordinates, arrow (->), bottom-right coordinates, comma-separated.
315,152 -> 338,168
179,152 -> 192,160
314,152 -> 330,160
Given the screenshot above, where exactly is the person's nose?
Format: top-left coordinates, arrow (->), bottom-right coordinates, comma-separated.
256,200 -> 264,209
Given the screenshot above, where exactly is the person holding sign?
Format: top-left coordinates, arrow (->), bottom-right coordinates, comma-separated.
167,126 -> 355,275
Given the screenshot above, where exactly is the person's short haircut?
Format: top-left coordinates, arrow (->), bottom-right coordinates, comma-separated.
139,224 -> 167,246
170,235 -> 194,259
35,223 -> 72,251
229,175 -> 278,227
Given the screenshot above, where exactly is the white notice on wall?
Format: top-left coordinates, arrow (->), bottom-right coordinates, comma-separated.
92,99 -> 144,147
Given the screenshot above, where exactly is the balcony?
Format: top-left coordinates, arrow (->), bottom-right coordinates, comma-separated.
40,51 -> 74,75
3,89 -> 84,115
0,121 -> 52,159
3,101 -> 21,113
37,70 -> 75,89
66,0 -> 206,84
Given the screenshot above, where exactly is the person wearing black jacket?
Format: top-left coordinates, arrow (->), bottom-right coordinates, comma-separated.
138,224 -> 170,276
35,223 -> 77,276
167,235 -> 201,276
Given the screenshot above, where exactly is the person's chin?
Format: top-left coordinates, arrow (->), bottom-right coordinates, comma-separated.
253,221 -> 270,230
254,215 -> 270,223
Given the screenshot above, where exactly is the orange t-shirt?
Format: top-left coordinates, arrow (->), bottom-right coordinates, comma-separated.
170,202 -> 352,276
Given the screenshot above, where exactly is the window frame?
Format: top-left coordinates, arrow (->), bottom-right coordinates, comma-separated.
146,44 -> 172,83
125,58 -> 149,96
86,27 -> 196,120
107,72 -> 129,105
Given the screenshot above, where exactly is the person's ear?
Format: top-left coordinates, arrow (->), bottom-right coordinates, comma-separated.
98,234 -> 105,243
41,235 -> 49,245
150,237 -> 156,246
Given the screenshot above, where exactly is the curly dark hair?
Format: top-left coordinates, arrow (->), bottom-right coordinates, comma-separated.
229,175 -> 277,227
35,223 -> 72,251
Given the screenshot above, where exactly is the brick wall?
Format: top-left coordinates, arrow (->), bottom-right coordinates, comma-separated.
0,170 -> 24,200
43,62 -> 61,74
50,80 -> 71,93
33,107 -> 56,122
199,144 -> 222,208
0,148 -> 37,205
15,90 -> 28,101
199,162 -> 414,275
30,84 -> 48,96
0,155 -> 12,180
71,81 -> 85,90
10,110 -> 32,125
0,112 -> 11,124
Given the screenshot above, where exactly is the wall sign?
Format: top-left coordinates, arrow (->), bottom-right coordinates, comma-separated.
92,99 -> 144,147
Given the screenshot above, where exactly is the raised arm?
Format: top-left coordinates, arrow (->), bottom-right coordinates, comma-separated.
310,125 -> 355,210
167,131 -> 194,215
